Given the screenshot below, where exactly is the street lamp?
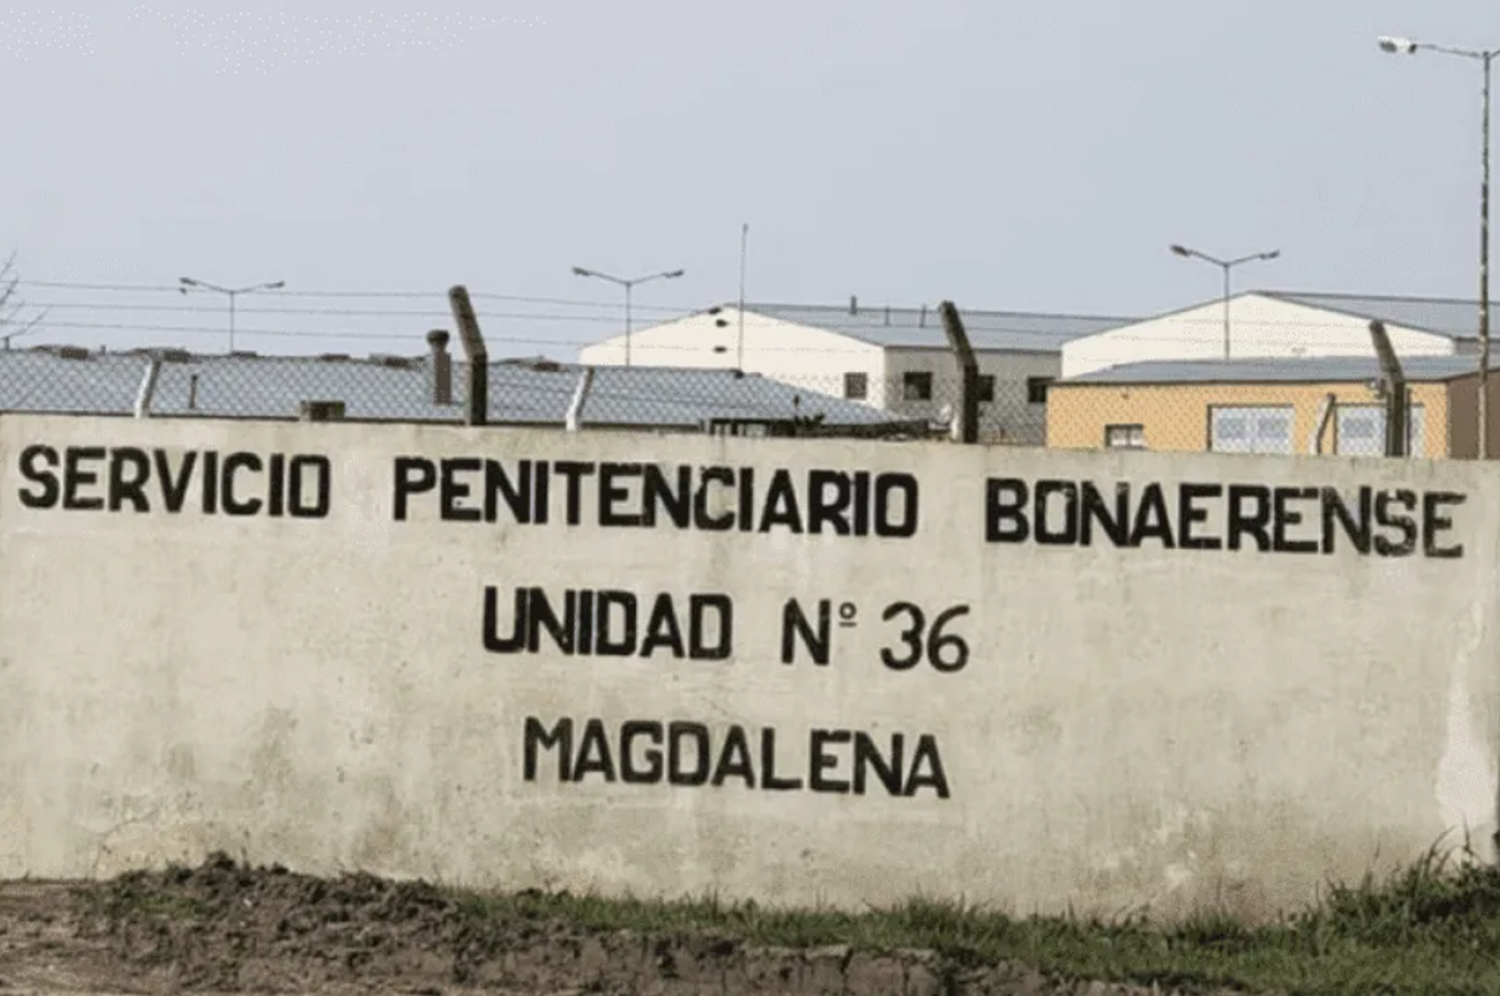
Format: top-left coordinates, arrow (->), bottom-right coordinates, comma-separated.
179,276 -> 285,353
1378,34 -> 1500,458
1168,245 -> 1280,359
570,266 -> 685,367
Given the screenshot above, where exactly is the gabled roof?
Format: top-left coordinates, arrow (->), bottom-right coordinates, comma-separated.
738,303 -> 1134,353
1060,354 -> 1495,387
0,347 -> 902,428
1258,291 -> 1482,341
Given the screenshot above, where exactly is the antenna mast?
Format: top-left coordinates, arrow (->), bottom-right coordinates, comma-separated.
736,222 -> 749,371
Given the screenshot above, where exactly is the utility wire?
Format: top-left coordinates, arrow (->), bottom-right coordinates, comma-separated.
14,279 -> 697,313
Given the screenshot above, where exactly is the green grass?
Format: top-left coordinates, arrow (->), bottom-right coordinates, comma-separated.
80,836 -> 1500,995
441,837 -> 1500,996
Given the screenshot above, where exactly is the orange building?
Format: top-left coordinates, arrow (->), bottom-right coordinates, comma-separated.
1046,355 -> 1500,459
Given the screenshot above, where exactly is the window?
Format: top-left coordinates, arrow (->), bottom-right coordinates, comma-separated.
1027,376 -> 1053,404
976,374 -> 995,403
1334,404 -> 1425,457
902,371 -> 933,401
1209,406 -> 1294,454
1104,424 -> 1146,449
843,372 -> 868,400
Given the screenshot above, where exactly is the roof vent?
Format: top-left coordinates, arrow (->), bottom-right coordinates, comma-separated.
426,330 -> 452,405
56,345 -> 90,360
299,400 -> 346,422
319,353 -> 350,362
500,355 -> 562,371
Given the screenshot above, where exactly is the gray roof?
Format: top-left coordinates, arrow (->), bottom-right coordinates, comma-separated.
1062,354 -> 1495,386
740,303 -> 1134,353
0,347 -> 903,428
1257,291 -> 1481,341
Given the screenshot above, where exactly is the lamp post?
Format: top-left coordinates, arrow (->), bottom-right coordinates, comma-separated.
1168,245 -> 1281,359
570,266 -> 685,367
1378,34 -> 1498,458
178,276 -> 285,353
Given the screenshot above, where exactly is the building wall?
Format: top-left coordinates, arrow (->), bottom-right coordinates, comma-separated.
0,414 -> 1496,925
1061,296 -> 1461,379
578,310 -> 1060,440
1441,372 -> 1500,459
877,348 -> 1059,444
577,308 -> 888,401
1046,380 -> 1452,457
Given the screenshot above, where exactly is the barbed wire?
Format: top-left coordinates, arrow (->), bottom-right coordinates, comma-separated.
14,300 -> 690,321
15,279 -> 697,314
3,279 -> 1487,362
0,353 -> 1430,455
4,315 -> 1484,352
12,281 -> 1483,337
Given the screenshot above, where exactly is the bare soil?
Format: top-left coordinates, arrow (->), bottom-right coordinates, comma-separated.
0,853 -> 1244,995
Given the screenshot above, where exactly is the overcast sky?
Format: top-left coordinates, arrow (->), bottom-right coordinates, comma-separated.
1,0 -> 1496,359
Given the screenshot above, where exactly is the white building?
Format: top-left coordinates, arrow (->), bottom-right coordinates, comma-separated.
578,299 -> 1132,444
1061,290 -> 1481,379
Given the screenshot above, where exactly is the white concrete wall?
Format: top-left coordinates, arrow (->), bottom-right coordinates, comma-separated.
0,413 -> 1497,925
882,348 -> 1059,444
1062,295 -> 1460,378
577,308 -> 888,403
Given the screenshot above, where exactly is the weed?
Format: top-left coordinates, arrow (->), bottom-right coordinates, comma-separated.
434,835 -> 1500,995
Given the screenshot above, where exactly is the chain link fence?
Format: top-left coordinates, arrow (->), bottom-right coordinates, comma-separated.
0,345 -> 972,439
1046,365 -> 1461,459
0,340 -> 1464,456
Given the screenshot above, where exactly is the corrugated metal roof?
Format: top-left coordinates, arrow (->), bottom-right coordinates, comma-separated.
0,347 -> 901,427
1259,291 -> 1481,340
1061,354 -> 1495,386
741,303 -> 1134,352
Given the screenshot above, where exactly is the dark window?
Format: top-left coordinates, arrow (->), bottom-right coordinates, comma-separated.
902,371 -> 933,401
844,372 -> 868,400
1027,376 -> 1053,404
976,375 -> 995,402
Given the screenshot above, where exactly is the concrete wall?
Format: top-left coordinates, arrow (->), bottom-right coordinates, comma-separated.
0,413 -> 1497,925
1047,380 -> 1452,457
882,348 -> 1058,445
1061,295 -> 1460,379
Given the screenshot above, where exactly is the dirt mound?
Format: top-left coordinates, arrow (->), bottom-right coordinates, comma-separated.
75,851 -> 468,990
61,852 -> 1242,994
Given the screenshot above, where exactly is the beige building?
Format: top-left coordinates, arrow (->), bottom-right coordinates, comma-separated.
578,300 -> 1133,444
1047,355 -> 1500,459
1060,291 -> 1480,379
